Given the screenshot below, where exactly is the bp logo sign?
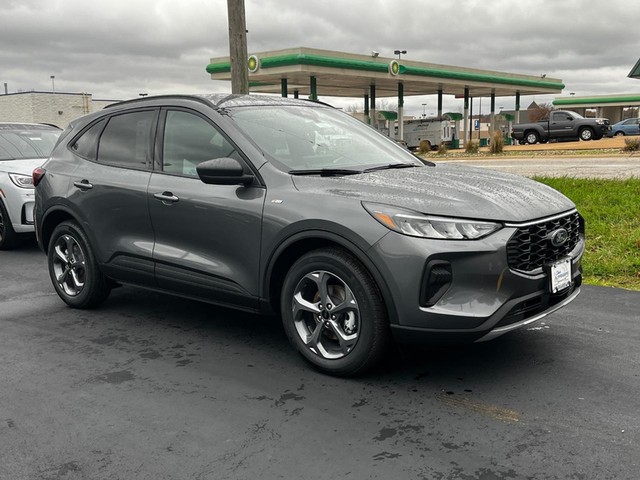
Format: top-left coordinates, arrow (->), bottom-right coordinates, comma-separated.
389,60 -> 400,76
248,55 -> 259,73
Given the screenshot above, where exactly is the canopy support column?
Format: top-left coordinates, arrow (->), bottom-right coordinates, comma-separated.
310,76 -> 317,101
515,91 -> 521,124
490,91 -> 496,140
463,87 -> 469,146
370,85 -> 376,129
281,78 -> 287,98
438,89 -> 443,120
398,83 -> 404,142
364,94 -> 369,124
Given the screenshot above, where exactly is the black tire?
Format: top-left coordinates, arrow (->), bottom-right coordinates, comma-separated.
280,248 -> 390,376
0,200 -> 19,250
614,131 -> 625,137
525,131 -> 539,144
579,127 -> 594,141
47,221 -> 111,309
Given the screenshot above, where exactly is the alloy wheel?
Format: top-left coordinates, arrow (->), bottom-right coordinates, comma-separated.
52,234 -> 86,296
291,270 -> 360,359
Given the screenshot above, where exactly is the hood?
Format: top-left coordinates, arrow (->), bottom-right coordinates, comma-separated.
291,163 -> 575,223
0,158 -> 46,175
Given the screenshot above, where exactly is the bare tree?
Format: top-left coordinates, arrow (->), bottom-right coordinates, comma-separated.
529,102 -> 553,122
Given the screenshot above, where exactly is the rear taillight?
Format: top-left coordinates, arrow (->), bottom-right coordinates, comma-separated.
32,168 -> 46,187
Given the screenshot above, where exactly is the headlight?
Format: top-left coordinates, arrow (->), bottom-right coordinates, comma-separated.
9,173 -> 34,189
595,119 -> 605,125
363,202 -> 501,240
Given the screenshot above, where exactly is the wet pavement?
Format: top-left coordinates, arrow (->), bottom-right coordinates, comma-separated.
436,155 -> 640,179
1,243 -> 639,479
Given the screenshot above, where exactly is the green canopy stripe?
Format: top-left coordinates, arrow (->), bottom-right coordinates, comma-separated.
206,53 -> 564,90
554,95 -> 640,106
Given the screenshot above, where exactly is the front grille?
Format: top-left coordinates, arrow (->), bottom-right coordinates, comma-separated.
507,212 -> 582,273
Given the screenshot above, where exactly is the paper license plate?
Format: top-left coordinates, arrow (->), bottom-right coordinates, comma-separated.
550,258 -> 572,293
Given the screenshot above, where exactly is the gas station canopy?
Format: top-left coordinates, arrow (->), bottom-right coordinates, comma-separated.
207,47 -> 564,99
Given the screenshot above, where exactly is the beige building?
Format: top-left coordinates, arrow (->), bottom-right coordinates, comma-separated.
0,91 -> 118,128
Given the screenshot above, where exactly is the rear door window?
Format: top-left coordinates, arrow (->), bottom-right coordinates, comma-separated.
97,110 -> 156,169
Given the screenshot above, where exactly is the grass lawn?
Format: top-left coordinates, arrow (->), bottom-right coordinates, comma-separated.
533,177 -> 640,290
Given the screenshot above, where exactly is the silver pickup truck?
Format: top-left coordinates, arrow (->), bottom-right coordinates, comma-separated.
511,110 -> 610,144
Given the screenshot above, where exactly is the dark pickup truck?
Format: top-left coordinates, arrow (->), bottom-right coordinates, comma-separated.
511,110 -> 611,144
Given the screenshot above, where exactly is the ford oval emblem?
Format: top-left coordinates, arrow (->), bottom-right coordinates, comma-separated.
549,228 -> 569,247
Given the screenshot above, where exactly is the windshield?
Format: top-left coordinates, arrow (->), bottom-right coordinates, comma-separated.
0,129 -> 61,161
228,105 -> 421,172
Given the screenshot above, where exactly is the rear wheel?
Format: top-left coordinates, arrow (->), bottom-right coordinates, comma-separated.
0,201 -> 18,250
48,221 -> 111,308
525,131 -> 539,144
579,127 -> 594,141
614,131 -> 625,137
280,248 -> 390,376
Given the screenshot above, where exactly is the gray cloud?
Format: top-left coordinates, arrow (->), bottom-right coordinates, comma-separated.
2,0 -> 639,116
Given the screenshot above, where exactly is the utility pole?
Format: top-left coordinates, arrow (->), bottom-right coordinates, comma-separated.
227,0 -> 249,94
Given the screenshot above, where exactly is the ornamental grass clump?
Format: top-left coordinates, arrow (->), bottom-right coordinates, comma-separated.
623,137 -> 640,152
465,140 -> 479,154
437,142 -> 448,155
489,131 -> 504,154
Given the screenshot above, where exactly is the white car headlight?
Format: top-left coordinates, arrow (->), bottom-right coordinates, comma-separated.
8,173 -> 34,189
363,202 -> 502,240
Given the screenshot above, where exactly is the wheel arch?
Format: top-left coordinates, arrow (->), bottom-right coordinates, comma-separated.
39,206 -> 80,252
263,231 -> 398,325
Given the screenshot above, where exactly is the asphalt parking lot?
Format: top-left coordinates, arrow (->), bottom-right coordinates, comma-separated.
1,241 -> 639,480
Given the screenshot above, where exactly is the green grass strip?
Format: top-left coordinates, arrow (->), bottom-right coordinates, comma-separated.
533,177 -> 640,290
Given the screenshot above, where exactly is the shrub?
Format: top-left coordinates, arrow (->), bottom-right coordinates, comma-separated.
623,137 -> 640,152
437,142 -> 448,155
465,140 -> 479,154
489,130 -> 504,154
418,139 -> 432,154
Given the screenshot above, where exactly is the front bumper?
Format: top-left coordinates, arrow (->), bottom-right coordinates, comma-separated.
1,186 -> 36,234
370,221 -> 584,344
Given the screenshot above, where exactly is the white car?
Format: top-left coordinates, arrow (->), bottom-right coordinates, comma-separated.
0,123 -> 61,249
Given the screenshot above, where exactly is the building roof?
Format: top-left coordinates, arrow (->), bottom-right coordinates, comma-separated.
207,47 -> 564,99
628,58 -> 640,79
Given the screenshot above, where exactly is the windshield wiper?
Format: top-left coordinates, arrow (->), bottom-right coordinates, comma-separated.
363,163 -> 419,173
289,168 -> 363,176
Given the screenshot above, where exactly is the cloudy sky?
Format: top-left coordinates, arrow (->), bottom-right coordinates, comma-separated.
3,0 -> 639,117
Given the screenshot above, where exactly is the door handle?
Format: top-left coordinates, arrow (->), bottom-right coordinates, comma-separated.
73,180 -> 93,190
153,192 -> 179,203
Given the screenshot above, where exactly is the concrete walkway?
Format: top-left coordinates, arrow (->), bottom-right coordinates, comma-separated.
435,155 -> 640,178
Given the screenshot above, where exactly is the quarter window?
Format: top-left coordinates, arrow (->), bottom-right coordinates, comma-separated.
162,110 -> 240,177
97,111 -> 155,169
70,119 -> 105,161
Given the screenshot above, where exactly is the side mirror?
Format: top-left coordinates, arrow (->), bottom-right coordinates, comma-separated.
196,157 -> 254,186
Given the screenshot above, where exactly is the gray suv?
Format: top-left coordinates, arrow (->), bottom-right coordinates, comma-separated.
35,94 -> 584,376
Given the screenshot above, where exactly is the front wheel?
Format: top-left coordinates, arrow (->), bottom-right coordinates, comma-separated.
0,201 -> 18,250
614,131 -> 625,137
579,127 -> 594,141
48,221 -> 111,309
280,248 -> 390,376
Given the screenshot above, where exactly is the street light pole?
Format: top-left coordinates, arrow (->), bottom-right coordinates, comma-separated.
50,75 -> 55,93
422,103 -> 427,118
394,49 -> 407,60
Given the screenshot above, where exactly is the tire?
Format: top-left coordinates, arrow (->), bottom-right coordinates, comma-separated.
0,200 -> 18,250
47,221 -> 111,309
614,131 -> 625,137
280,248 -> 390,376
579,127 -> 594,141
525,131 -> 539,144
